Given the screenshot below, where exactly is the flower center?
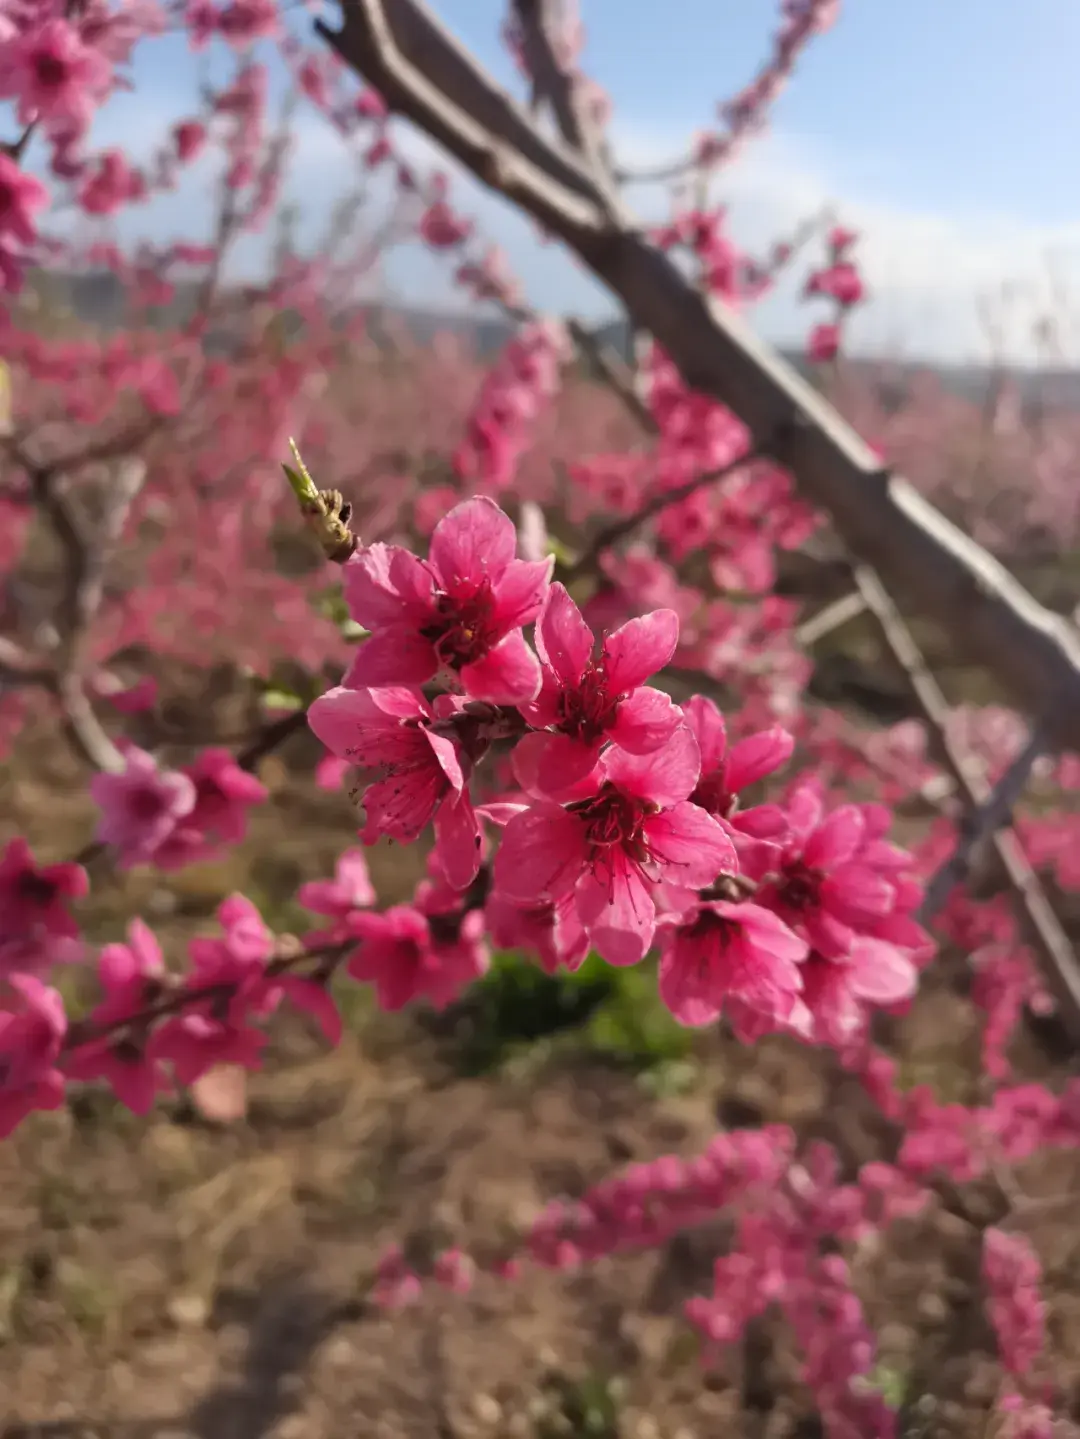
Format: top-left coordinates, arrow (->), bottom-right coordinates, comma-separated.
689,768 -> 735,818
129,786 -> 166,822
556,663 -> 619,744
34,54 -> 70,89
421,581 -> 499,671
17,872 -> 58,908
778,859 -> 821,912
570,782 -> 652,863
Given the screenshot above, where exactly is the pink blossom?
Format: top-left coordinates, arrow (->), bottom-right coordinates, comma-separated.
151,896 -> 273,1085
805,260 -> 864,307
0,837 -> 87,976
346,904 -> 489,1011
682,695 -> 792,864
419,200 -> 472,249
172,119 -> 207,163
341,496 -> 552,705
0,18 -> 111,135
794,938 -> 919,1047
152,748 -> 267,869
89,745 -> 197,869
514,583 -> 682,792
495,726 -> 737,967
657,898 -> 808,1029
298,848 -> 375,918
0,153 -> 49,249
807,322 -> 840,363
0,975 -> 67,1137
756,787 -> 903,958
307,685 -> 481,891
983,1227 -> 1047,1379
485,890 -> 590,975
64,919 -> 167,1115
79,149 -> 138,216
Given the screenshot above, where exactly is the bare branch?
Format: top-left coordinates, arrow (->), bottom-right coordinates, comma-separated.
920,723 -> 1051,921
795,591 -> 867,648
317,0 -> 608,234
851,565 -> 1080,1040
509,0 -> 618,203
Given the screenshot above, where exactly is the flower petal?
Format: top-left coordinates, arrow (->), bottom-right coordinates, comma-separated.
512,730 -> 603,798
607,686 -> 681,754
429,495 -> 517,592
681,695 -> 727,773
433,792 -> 482,891
459,630 -> 542,705
492,557 -> 554,631
343,543 -> 434,628
725,726 -> 794,791
344,628 -> 438,689
575,850 -> 655,967
494,804 -> 587,903
602,608 -> 680,692
535,582 -> 593,686
603,723 -> 701,808
644,801 -> 738,889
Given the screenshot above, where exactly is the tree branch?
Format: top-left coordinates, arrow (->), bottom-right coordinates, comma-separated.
321,0 -> 1080,755
850,564 -> 1080,1039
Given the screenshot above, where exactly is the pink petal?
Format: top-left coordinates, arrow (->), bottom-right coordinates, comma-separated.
423,728 -> 466,792
491,557 -> 554,630
429,496 -> 517,591
803,805 -> 865,868
681,695 -> 727,772
607,686 -> 681,754
475,800 -> 529,827
459,630 -> 541,705
603,723 -> 701,808
535,582 -> 593,686
433,792 -> 482,891
343,543 -> 435,627
307,685 -> 418,758
824,864 -> 895,922
280,977 -> 344,1046
725,726 -> 794,791
512,730 -> 602,797
644,802 -> 738,889
494,804 -> 587,903
575,851 -> 655,967
519,667 -> 563,729
343,628 -> 438,689
846,938 -> 918,1004
601,608 -> 680,692
658,939 -> 723,1028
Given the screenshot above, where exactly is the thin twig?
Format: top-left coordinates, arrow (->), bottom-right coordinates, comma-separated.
562,448 -> 761,582
851,564 -> 1080,1041
920,723 -> 1051,921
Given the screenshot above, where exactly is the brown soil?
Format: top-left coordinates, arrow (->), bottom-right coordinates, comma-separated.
3,713 -> 1080,1439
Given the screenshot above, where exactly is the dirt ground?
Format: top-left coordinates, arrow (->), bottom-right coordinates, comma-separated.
3,711 -> 1080,1439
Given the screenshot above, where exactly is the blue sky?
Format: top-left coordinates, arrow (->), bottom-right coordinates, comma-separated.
20,0 -> 1080,362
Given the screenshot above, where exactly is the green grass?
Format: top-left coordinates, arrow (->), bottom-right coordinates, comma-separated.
429,949 -> 696,1079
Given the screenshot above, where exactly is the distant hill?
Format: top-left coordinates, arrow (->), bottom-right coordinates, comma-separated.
19,266 -> 1080,411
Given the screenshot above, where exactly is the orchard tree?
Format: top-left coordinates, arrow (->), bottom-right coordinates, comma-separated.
2,3 -> 1080,1435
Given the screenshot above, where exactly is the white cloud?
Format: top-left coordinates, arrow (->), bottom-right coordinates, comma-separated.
49,86 -> 1080,365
